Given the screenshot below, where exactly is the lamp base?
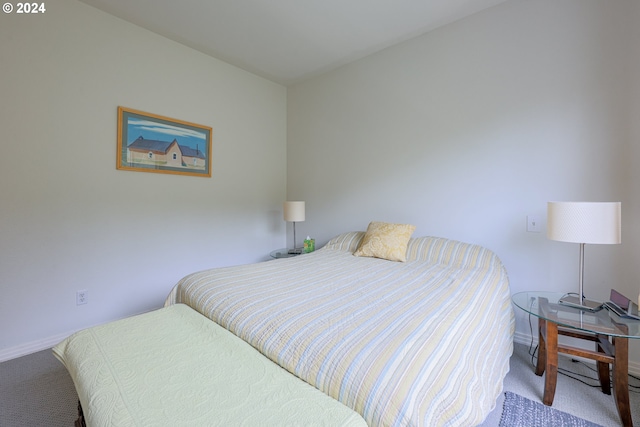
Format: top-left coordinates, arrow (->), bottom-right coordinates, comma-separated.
287,248 -> 303,255
558,295 -> 603,312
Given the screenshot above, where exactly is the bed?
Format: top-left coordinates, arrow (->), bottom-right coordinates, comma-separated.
164,230 -> 515,426
54,227 -> 513,426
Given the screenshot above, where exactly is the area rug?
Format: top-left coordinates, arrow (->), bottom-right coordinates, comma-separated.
499,392 -> 603,427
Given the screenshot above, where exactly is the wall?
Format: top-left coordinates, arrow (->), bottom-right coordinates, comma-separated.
0,0 -> 287,360
623,0 -> 640,365
625,3 -> 640,291
288,0 -> 639,366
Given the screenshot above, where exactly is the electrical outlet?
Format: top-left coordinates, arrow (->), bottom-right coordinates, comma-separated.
76,289 -> 88,305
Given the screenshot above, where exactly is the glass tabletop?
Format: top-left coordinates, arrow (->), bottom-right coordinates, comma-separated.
269,248 -> 302,258
512,291 -> 640,339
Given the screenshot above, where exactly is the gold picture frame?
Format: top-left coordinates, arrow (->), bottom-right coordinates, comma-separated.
117,107 -> 212,178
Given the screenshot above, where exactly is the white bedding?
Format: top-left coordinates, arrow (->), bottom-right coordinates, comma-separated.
165,232 -> 515,426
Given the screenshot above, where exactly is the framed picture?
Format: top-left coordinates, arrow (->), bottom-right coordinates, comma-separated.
117,107 -> 212,178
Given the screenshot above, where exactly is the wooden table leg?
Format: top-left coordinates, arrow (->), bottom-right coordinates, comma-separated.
596,338 -> 611,395
542,319 -> 558,406
612,336 -> 632,427
535,318 -> 546,376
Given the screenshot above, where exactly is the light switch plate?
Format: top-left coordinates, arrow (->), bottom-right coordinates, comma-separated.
527,215 -> 541,232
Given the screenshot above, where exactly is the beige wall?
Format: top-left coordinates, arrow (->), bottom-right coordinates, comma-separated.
0,0 -> 287,359
288,0 -> 639,367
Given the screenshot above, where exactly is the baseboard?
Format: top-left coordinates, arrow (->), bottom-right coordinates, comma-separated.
0,330 -> 76,363
514,331 -> 640,377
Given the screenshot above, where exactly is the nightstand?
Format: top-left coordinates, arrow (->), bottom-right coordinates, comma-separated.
512,291 -> 640,427
269,248 -> 303,259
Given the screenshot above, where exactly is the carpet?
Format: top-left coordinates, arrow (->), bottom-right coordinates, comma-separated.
0,349 -> 78,426
499,392 -> 604,427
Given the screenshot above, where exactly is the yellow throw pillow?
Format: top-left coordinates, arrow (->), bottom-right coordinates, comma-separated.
354,221 -> 416,262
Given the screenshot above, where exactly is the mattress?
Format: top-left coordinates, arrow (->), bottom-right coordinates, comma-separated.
165,231 -> 515,426
53,304 -> 367,427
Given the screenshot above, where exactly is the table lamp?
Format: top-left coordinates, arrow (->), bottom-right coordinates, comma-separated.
284,201 -> 305,254
547,201 -> 621,311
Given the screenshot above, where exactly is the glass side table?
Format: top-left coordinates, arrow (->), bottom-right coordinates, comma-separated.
512,291 -> 640,427
269,248 -> 303,259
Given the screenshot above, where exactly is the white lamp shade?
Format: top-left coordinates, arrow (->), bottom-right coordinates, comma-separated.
547,202 -> 621,244
283,201 -> 305,222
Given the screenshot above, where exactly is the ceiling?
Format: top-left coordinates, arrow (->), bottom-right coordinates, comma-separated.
78,0 -> 508,85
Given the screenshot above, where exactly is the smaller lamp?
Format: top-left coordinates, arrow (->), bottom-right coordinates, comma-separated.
284,201 -> 305,254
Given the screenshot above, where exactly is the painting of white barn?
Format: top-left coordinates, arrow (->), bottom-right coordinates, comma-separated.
117,107 -> 212,177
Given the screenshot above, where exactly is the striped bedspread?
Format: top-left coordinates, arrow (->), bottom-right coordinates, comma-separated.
165,232 -> 515,426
